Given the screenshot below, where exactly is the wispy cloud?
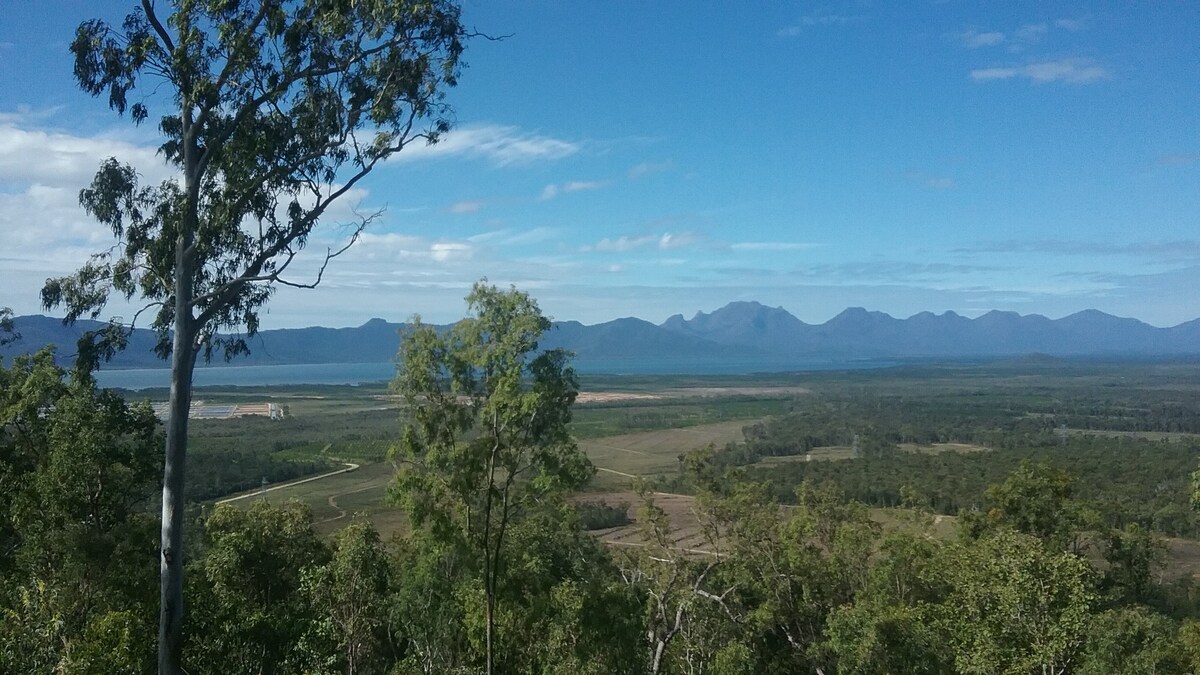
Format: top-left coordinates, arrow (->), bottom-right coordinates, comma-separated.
954,30 -> 1005,49
955,239 -> 1200,262
429,242 -> 472,262
395,123 -> 579,166
730,242 -> 819,251
794,261 -> 1007,283
540,179 -> 606,201
447,200 -> 485,214
658,232 -> 698,250
468,227 -> 558,247
950,18 -> 1088,53
1054,17 -> 1088,32
971,58 -> 1108,84
628,160 -> 673,179
778,14 -> 865,36
584,232 -> 700,253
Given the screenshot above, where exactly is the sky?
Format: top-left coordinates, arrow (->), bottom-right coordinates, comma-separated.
1,1 -> 1199,329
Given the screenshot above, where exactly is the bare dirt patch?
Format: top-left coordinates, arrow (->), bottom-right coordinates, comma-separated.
575,391 -> 664,403
662,386 -> 811,397
575,386 -> 810,404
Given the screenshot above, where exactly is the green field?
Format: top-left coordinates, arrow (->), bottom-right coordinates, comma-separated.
193,359 -> 1200,577
216,461 -> 403,537
579,419 -> 753,487
198,379 -> 804,536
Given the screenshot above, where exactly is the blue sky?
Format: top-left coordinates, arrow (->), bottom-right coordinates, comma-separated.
1,1 -> 1198,328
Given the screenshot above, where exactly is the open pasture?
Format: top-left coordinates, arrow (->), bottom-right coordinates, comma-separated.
217,461 -> 404,537
896,442 -> 990,455
578,419 -> 753,487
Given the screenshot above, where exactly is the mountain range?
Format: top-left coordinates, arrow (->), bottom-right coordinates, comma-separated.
3,302 -> 1199,369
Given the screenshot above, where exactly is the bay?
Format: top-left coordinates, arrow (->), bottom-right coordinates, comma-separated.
94,357 -> 893,391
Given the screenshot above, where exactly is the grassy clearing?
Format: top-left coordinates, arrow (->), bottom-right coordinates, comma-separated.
578,419 -> 753,487
897,442 -> 990,455
570,397 -> 793,439
222,461 -> 404,537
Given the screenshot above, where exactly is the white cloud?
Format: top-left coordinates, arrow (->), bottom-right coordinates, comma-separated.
778,14 -> 865,35
395,123 -> 579,166
584,231 -> 700,253
955,30 -> 1005,48
0,120 -> 170,188
430,242 -> 473,262
952,19 -> 1086,53
628,160 -> 673,179
731,242 -> 819,251
448,200 -> 484,214
564,180 -> 604,192
1054,18 -> 1087,32
657,232 -> 697,250
590,235 -> 658,253
539,179 -> 606,201
971,58 -> 1108,84
468,227 -> 558,246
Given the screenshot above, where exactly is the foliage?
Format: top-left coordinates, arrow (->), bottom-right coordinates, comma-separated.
187,501 -> 330,674
391,282 -> 594,673
575,499 -> 632,530
933,529 -> 1096,674
45,2 -> 470,668
0,307 -> 17,346
47,0 -> 466,358
0,349 -> 161,673
12,297 -> 1200,671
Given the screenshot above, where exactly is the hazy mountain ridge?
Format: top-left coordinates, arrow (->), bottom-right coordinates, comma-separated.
4,301 -> 1198,369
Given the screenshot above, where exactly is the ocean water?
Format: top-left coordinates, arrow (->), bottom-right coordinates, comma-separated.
94,357 -> 892,391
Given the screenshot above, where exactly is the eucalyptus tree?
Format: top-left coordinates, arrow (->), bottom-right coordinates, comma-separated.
392,282 -> 594,675
0,307 -> 16,346
41,1 -> 467,670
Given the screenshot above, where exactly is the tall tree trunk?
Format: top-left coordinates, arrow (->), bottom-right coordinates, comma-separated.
158,314 -> 195,673
159,231 -> 197,674
158,285 -> 195,667
159,58 -> 201,672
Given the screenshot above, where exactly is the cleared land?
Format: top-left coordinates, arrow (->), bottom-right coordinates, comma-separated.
578,420 -> 754,488
150,400 -> 283,420
224,461 -> 403,537
586,490 -> 1200,581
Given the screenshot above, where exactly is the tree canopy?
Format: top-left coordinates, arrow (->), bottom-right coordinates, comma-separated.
39,2 -> 469,671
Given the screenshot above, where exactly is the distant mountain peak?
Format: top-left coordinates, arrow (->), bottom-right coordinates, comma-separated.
6,303 -> 1199,369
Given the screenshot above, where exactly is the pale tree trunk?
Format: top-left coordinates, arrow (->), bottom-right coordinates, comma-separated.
158,304 -> 196,673
159,102 -> 199,671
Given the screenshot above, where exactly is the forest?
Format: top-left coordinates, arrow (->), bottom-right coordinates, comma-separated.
6,289 -> 1200,673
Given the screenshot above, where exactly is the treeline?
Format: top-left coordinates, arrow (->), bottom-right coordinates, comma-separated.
738,438 -> 1200,537
182,406 -> 399,500
679,392 -> 1200,537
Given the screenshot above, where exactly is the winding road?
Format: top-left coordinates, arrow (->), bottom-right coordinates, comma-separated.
214,462 -> 361,505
